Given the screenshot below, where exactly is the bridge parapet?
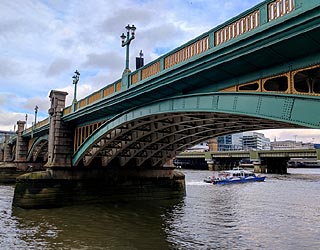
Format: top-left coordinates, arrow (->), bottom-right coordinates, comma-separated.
268,0 -> 295,21
23,118 -> 49,136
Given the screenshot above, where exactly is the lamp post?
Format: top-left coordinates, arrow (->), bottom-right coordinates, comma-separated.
34,106 -> 38,126
25,114 -> 28,128
72,70 -> 80,104
121,24 -> 136,73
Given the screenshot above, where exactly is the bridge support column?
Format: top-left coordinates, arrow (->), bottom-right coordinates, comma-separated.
212,158 -> 238,171
253,164 -> 267,173
15,120 -> 28,162
207,161 -> 214,171
45,90 -> 73,168
265,157 -> 289,174
13,167 -> 185,209
3,134 -> 13,162
0,143 -> 3,161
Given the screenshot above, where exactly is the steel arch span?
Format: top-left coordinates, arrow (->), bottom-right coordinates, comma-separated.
73,92 -> 320,168
27,135 -> 48,162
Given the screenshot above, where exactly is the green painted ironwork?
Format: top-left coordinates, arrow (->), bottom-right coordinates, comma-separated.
72,92 -> 320,166
26,135 -> 48,161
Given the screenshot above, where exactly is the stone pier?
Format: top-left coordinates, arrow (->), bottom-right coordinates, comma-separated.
13,167 -> 185,209
45,90 -> 73,168
264,157 -> 289,174
15,121 -> 28,162
3,134 -> 13,162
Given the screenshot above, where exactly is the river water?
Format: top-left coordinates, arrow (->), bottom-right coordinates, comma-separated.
0,168 -> 319,250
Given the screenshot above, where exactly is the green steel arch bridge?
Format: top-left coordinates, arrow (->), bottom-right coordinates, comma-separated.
3,0 -> 320,208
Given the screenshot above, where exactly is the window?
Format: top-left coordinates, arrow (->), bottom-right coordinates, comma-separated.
264,76 -> 288,91
294,67 -> 320,94
239,82 -> 259,91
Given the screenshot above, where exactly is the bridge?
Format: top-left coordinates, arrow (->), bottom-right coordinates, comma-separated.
1,0 -> 320,208
175,148 -> 320,172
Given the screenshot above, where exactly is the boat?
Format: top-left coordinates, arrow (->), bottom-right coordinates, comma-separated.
287,158 -> 320,168
203,167 -> 265,184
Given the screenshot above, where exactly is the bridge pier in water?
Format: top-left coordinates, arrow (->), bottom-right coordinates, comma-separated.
264,158 -> 289,174
13,167 -> 185,209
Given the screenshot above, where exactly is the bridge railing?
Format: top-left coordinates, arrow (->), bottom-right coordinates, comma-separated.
23,118 -> 49,135
62,0 -> 299,117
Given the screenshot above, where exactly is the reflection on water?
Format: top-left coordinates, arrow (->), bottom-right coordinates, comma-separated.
11,200 -> 182,250
1,169 -> 320,249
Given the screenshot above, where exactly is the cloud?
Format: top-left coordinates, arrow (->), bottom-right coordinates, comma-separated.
0,58 -> 24,77
0,110 -> 27,131
22,96 -> 51,114
256,129 -> 320,143
46,58 -> 73,77
82,51 -> 123,70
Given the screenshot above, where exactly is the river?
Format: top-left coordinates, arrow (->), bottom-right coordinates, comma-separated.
0,168 -> 319,250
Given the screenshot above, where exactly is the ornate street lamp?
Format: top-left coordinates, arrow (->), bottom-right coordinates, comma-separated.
34,105 -> 39,126
72,70 -> 80,104
32,105 -> 38,137
121,24 -> 136,73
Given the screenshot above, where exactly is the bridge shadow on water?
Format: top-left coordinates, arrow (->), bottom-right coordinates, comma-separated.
11,198 -> 184,250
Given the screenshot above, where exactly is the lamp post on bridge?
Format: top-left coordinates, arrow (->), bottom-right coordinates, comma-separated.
120,24 -> 136,89
31,105 -> 38,138
34,105 -> 38,126
72,70 -> 80,111
121,24 -> 136,73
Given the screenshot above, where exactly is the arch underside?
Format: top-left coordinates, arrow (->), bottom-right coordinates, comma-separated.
76,112 -> 299,168
73,93 -> 320,168
27,138 -> 48,162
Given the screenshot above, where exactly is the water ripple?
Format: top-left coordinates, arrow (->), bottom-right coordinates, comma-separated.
0,170 -> 320,249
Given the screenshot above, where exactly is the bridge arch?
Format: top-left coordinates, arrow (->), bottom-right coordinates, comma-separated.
27,135 -> 48,162
73,92 -> 320,168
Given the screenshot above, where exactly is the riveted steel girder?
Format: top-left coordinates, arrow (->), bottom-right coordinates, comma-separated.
72,93 -> 319,168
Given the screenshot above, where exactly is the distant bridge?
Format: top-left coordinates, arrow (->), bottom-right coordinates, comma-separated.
175,148 -> 320,172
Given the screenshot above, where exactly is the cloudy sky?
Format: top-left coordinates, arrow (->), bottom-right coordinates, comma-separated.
1,0 -> 319,143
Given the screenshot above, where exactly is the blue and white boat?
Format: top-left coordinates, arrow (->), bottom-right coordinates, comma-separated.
204,167 -> 265,184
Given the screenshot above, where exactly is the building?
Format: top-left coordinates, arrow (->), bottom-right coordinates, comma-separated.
207,138 -> 218,151
186,142 -> 209,152
241,132 -> 270,150
217,132 -> 270,151
270,140 -> 314,150
217,133 -> 243,151
0,130 -> 15,143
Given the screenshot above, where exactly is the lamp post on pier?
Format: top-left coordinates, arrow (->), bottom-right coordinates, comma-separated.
72,70 -> 80,111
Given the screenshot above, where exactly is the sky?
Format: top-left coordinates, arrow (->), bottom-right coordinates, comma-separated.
0,0 -> 320,143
